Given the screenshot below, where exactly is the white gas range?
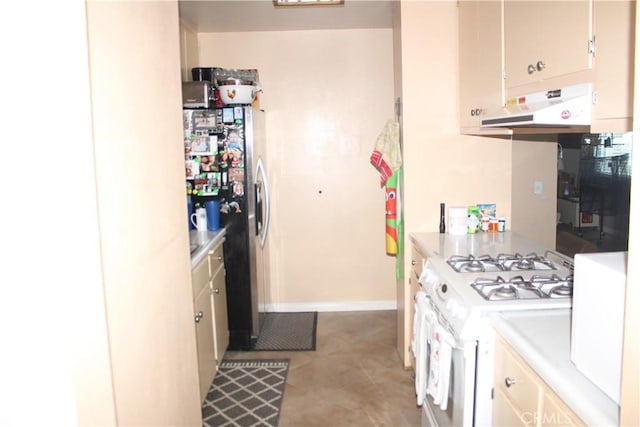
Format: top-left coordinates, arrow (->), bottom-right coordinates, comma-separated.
409,232 -> 573,427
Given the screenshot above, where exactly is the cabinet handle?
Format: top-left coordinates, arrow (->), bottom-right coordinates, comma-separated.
194,311 -> 204,323
505,377 -> 516,387
527,61 -> 546,74
411,260 -> 417,266
214,288 -> 220,294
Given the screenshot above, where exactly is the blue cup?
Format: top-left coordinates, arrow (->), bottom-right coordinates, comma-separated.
187,198 -> 194,230
204,200 -> 220,231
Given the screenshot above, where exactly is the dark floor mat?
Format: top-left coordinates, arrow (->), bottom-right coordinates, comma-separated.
253,312 -> 317,351
202,359 -> 289,427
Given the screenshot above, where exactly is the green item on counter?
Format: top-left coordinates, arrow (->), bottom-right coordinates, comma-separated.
467,206 -> 480,234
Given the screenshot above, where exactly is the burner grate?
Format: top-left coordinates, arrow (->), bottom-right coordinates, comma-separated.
471,274 -> 573,301
447,252 -> 557,273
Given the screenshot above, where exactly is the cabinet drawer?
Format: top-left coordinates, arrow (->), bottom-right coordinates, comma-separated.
494,337 -> 541,416
541,392 -> 584,426
411,245 -> 425,281
192,257 -> 210,299
493,387 -> 532,426
208,241 -> 224,277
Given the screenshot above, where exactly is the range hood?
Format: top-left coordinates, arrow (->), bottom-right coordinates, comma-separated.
481,83 -> 592,128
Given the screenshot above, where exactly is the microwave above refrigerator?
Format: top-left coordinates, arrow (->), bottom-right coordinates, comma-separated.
182,81 -> 210,109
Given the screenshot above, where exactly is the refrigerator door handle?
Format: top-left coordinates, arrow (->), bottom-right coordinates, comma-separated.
256,157 -> 270,249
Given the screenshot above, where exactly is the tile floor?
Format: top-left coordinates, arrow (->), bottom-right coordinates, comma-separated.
224,310 -> 422,426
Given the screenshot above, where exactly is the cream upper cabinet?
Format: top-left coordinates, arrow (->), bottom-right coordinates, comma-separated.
591,0 -> 635,132
504,0 -> 593,91
459,0 -> 505,133
493,335 -> 585,427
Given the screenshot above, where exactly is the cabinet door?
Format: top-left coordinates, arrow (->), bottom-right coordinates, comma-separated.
493,337 -> 542,423
208,241 -> 224,278
504,0 -> 593,90
194,284 -> 216,403
591,0 -> 634,132
409,245 -> 423,371
459,0 -> 504,131
192,256 -> 210,300
211,268 -> 229,366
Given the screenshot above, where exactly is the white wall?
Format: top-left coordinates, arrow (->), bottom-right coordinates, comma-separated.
197,29 -> 397,310
1,1 -> 116,424
1,1 -> 201,425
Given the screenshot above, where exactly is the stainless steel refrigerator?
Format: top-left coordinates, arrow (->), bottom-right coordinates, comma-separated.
183,104 -> 269,350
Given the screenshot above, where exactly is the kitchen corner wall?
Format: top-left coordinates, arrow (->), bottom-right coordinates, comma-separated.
393,0 -> 555,367
395,2 -> 513,367
511,138 -> 558,248
197,29 -> 397,310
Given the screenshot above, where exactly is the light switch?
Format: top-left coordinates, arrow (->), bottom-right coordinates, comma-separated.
534,181 -> 543,195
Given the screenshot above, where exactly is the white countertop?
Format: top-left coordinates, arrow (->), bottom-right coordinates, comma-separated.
409,231 -> 554,260
190,228 -> 226,268
492,309 -> 619,426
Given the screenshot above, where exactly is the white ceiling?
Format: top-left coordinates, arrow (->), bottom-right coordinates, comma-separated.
178,0 -> 394,32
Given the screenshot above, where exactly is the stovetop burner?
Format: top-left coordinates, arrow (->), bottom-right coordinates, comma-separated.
447,252 -> 557,273
471,274 -> 573,301
496,253 -> 556,271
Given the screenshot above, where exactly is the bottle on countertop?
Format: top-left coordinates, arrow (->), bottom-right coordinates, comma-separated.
498,217 -> 506,232
467,206 -> 480,234
439,203 -> 446,233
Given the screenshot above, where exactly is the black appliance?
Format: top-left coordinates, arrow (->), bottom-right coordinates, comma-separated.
183,97 -> 269,350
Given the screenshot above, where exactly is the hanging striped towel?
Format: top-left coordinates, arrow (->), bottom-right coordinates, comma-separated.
370,119 -> 401,185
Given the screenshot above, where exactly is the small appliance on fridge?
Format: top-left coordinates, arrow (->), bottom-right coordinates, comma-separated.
183,87 -> 269,350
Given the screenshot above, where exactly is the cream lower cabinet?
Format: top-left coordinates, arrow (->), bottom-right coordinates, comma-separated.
409,244 -> 424,372
493,335 -> 585,427
193,281 -> 216,403
209,243 -> 229,366
192,240 -> 228,403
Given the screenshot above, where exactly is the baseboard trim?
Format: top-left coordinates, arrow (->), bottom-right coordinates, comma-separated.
263,300 -> 396,313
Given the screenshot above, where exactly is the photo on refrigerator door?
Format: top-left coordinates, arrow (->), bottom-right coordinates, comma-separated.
193,113 -> 216,129
185,159 -> 199,180
221,128 -> 244,168
190,133 -> 215,155
198,155 -> 217,172
192,172 -> 221,196
228,165 -> 246,198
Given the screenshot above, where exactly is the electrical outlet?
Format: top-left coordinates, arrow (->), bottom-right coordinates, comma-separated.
534,181 -> 543,195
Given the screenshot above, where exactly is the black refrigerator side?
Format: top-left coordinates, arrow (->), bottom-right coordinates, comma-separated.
183,104 -> 259,351
221,106 -> 260,351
